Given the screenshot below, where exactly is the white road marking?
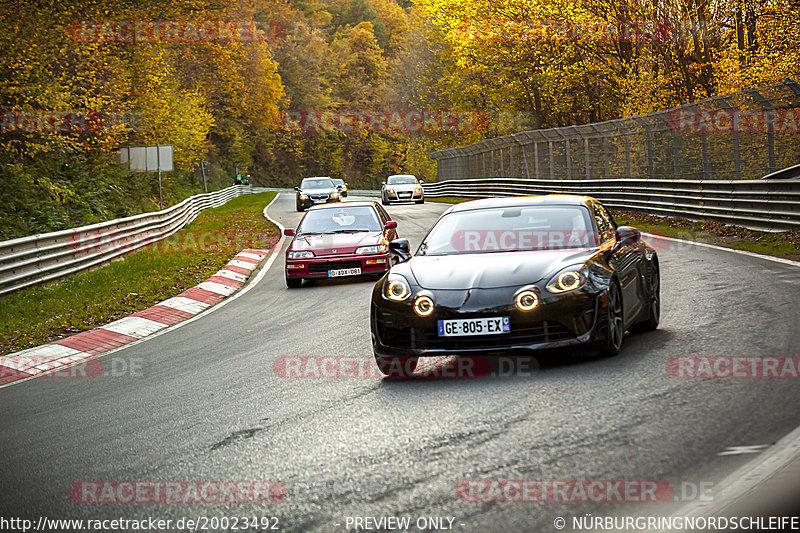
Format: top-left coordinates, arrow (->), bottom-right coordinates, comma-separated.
236,251 -> 265,261
214,269 -> 248,283
100,316 -> 169,339
227,259 -> 257,270
158,296 -> 213,315
196,281 -> 238,296
718,444 -> 770,456
641,232 -> 800,268
2,343 -> 81,362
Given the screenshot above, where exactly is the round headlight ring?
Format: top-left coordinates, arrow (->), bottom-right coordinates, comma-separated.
558,271 -> 581,291
515,290 -> 539,311
387,279 -> 410,301
414,295 -> 434,316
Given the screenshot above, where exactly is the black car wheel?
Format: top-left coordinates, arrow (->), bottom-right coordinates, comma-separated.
296,202 -> 304,212
632,263 -> 660,332
415,199 -> 424,204
285,275 -> 302,288
598,281 -> 624,357
381,195 -> 389,206
375,355 -> 418,377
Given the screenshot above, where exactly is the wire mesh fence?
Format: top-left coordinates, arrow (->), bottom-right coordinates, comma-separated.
431,80 -> 800,181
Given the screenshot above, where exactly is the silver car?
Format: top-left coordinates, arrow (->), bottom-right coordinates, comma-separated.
381,174 -> 424,205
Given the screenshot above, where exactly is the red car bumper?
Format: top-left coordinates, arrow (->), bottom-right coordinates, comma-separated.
286,253 -> 390,279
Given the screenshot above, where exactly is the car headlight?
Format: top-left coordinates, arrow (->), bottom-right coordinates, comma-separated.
300,194 -> 308,200
514,289 -> 539,311
330,192 -> 339,199
356,244 -> 388,254
385,274 -> 411,301
414,187 -> 422,193
414,295 -> 434,316
288,250 -> 314,259
387,188 -> 395,194
546,265 -> 588,293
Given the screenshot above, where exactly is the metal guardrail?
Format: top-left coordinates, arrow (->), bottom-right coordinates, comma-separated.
762,163 -> 800,180
0,185 -> 251,296
422,178 -> 800,231
431,80 -> 800,182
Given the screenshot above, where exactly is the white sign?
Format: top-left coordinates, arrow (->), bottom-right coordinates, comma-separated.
120,145 -> 173,172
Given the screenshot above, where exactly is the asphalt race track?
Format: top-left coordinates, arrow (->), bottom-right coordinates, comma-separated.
1,193 -> 799,532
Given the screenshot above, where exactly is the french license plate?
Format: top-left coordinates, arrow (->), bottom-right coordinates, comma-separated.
329,267 -> 361,277
438,317 -> 510,336
313,198 -> 326,203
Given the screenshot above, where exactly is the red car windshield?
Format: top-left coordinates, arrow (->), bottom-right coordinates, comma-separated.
298,206 -> 382,234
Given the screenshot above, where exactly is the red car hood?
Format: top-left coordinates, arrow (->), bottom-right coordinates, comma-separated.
290,232 -> 384,256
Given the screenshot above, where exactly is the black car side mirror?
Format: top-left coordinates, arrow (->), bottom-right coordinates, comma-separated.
389,238 -> 411,263
294,187 -> 300,191
609,226 -> 640,254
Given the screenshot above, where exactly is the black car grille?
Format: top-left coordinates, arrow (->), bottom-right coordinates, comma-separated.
309,194 -> 329,200
308,260 -> 362,274
376,310 -> 575,350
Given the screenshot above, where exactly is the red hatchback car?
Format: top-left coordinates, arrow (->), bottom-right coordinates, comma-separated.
284,201 -> 399,288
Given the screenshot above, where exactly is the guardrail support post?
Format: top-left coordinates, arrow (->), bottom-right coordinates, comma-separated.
624,135 -> 632,178
585,137 -> 591,179
672,132 -> 681,179
565,138 -> 572,179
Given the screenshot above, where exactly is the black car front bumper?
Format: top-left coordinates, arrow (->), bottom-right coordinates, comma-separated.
297,193 -> 340,210
371,284 -> 608,357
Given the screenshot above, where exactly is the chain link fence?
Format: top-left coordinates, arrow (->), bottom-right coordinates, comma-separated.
431,80 -> 800,181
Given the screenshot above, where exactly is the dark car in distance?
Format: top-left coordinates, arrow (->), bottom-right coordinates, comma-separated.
370,195 -> 660,377
295,177 -> 342,211
284,201 -> 399,288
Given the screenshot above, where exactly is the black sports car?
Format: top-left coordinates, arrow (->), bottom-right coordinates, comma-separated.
370,195 -> 660,377
295,176 -> 342,211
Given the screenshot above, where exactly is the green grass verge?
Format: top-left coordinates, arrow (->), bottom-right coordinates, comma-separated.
0,192 -> 278,356
425,196 -> 474,205
425,196 -> 800,260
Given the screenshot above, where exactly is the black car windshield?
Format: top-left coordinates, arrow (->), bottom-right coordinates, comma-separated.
387,175 -> 417,185
301,178 -> 335,189
419,205 -> 597,255
298,206 -> 382,234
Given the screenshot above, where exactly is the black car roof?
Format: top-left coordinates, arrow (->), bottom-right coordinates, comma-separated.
448,194 -> 596,213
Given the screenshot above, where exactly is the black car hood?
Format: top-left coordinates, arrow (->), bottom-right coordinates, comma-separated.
407,249 -> 596,289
